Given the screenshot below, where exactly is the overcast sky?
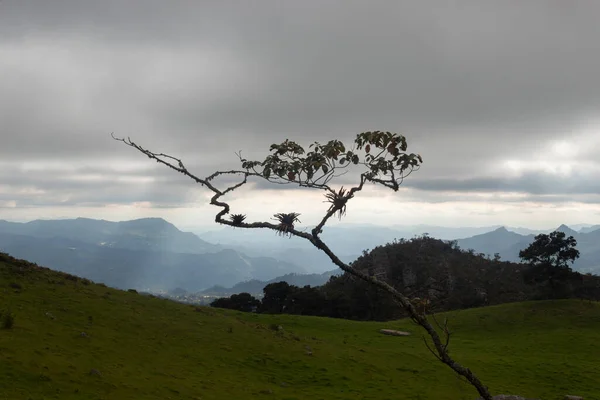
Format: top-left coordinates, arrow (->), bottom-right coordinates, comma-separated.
1,0 -> 599,231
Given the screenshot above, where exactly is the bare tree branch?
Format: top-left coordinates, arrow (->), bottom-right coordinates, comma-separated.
112,131 -> 492,400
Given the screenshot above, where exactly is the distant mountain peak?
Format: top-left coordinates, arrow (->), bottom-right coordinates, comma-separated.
493,226 -> 509,233
130,217 -> 168,222
124,217 -> 170,224
119,217 -> 178,231
579,224 -> 600,234
555,224 -> 577,235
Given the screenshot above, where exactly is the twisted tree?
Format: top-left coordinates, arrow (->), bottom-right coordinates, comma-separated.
113,131 -> 492,399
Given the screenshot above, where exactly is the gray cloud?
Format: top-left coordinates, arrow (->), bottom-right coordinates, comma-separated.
407,170 -> 600,195
1,0 -> 599,218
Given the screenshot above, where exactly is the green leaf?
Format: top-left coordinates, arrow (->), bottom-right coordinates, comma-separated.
322,165 -> 329,174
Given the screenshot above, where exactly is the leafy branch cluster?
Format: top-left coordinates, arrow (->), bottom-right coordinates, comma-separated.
240,131 -> 422,191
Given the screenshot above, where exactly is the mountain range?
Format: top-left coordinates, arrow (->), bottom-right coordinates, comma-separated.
0,217 -> 219,254
0,218 -> 599,294
0,218 -> 305,291
195,222 -> 600,259
456,224 -> 600,274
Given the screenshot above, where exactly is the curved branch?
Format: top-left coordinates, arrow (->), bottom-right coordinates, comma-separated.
112,133 -> 214,188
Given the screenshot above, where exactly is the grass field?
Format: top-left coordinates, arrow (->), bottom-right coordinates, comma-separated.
1,253 -> 599,400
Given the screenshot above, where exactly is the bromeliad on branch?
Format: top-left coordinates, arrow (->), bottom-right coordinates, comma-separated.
272,212 -> 301,237
229,213 -> 247,227
324,187 -> 353,220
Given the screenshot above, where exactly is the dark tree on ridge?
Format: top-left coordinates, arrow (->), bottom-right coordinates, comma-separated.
519,231 -> 580,298
519,231 -> 580,270
114,131 -> 493,400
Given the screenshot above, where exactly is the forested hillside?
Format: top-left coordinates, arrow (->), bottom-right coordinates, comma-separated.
214,236 -> 600,321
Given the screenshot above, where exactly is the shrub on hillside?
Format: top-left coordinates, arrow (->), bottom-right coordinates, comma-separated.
210,292 -> 260,312
1,310 -> 15,329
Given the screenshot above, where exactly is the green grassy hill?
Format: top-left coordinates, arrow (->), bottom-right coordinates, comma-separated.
1,252 -> 599,400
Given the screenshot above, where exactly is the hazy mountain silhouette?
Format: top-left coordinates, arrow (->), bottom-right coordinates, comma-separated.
199,269 -> 342,297
579,224 -> 600,234
0,218 -> 315,290
456,225 -> 600,274
0,217 -> 220,254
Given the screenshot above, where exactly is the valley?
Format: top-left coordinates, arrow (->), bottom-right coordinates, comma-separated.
1,218 -> 599,299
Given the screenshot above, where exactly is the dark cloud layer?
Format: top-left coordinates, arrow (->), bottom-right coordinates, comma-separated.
0,0 -> 599,217
408,171 -> 600,195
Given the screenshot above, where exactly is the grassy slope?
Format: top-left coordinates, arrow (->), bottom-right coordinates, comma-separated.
1,254 -> 599,400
